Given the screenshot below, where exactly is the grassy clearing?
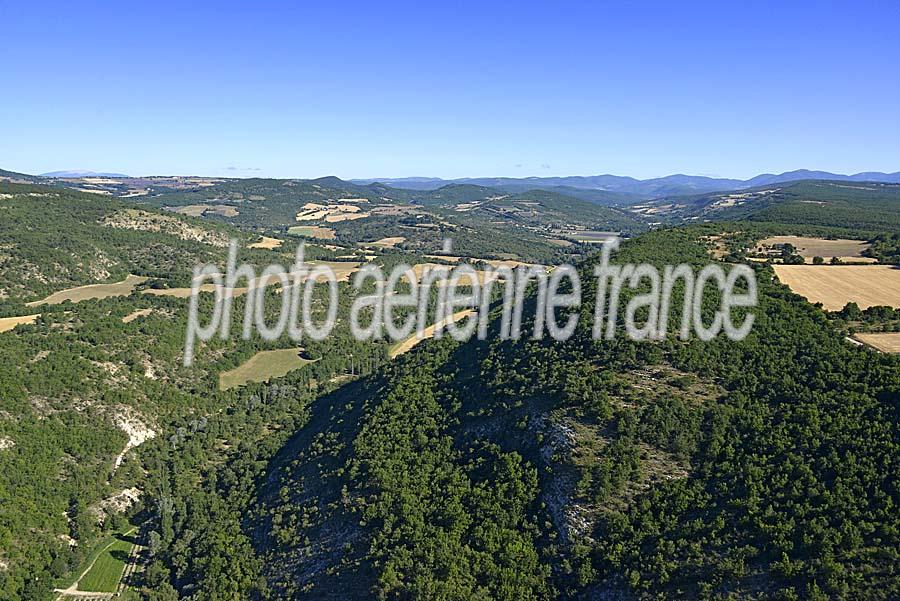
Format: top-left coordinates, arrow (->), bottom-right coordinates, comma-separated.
773,265 -> 900,311
77,533 -> 133,592
219,348 -> 312,390
26,275 -> 147,306
55,527 -> 136,593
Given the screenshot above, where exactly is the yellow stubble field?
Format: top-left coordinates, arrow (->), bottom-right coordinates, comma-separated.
772,265 -> 900,311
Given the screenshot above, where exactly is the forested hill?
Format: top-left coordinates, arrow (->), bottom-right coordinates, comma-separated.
142,177 -> 645,233
229,227 -> 899,599
631,179 -> 900,232
0,182 -> 238,304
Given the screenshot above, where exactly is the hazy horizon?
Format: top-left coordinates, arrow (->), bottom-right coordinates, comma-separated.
3,1 -> 899,180
15,166 -> 900,183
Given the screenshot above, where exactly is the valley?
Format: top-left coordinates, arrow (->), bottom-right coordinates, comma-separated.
4,4 -> 899,599
0,171 -> 898,601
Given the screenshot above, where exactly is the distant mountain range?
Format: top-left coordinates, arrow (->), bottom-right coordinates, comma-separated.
40,170 -> 130,178
8,167 -> 900,205
353,170 -> 900,199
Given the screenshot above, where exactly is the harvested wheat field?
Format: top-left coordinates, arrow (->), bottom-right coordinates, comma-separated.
248,236 -> 283,249
853,333 -> 900,353
324,212 -> 368,223
759,236 -> 875,263
143,277 -> 271,299
172,205 -> 208,217
219,348 -> 312,390
421,256 -> 532,270
172,204 -> 239,218
287,226 -> 336,240
368,236 -> 405,249
144,285 -> 222,299
773,265 -> 900,311
310,261 -> 361,282
404,264 -> 500,287
27,275 -> 148,306
0,314 -> 40,333
390,310 -> 476,358
143,262 -> 360,298
425,254 -> 463,263
484,259 -> 532,269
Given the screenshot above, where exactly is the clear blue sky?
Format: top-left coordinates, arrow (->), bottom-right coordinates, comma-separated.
2,0 -> 898,180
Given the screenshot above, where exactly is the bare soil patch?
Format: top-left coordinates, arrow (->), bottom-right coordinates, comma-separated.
122,308 -> 153,324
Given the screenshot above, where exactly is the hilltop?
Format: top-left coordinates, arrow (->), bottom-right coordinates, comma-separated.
352,169 -> 900,199
629,179 -> 900,232
239,228 -> 900,599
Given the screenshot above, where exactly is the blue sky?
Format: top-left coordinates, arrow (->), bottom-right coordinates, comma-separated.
2,0 -> 898,180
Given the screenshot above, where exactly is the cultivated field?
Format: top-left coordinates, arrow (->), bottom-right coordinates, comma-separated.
287,225 -> 336,239
54,528 -> 137,597
404,263 -> 499,287
77,534 -> 132,592
311,261 -> 361,282
853,332 -> 900,353
571,231 -> 620,243
143,261 -> 360,298
759,236 -> 875,263
143,284 -> 249,299
219,348 -> 312,390
773,265 -> 900,311
248,236 -> 283,249
26,275 -> 148,306
0,313 -> 39,333
390,310 -> 476,358
367,236 -> 405,249
296,202 -> 370,223
172,204 -> 239,218
422,256 -> 532,270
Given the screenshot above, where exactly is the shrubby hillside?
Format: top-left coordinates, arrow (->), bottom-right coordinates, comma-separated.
632,180 -> 900,232
0,179 -> 896,600
0,183 -> 236,304
145,228 -> 899,599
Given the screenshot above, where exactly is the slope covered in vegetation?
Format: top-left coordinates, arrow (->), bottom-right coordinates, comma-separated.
235,228 -> 899,599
